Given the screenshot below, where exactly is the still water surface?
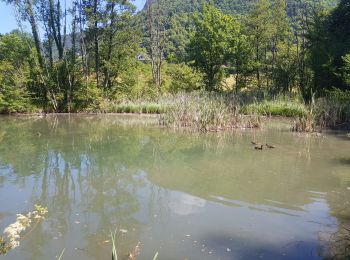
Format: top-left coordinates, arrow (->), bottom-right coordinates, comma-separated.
0,115 -> 349,260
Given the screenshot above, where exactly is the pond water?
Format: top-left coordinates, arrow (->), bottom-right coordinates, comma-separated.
0,115 -> 349,260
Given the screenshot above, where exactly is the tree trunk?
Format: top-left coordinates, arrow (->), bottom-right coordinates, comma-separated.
93,0 -> 99,87
27,0 -> 44,69
103,1 -> 116,89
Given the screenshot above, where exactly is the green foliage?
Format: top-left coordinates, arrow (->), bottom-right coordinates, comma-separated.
167,63 -> 204,93
106,102 -> 166,114
0,31 -> 34,113
341,53 -> 350,86
100,9 -> 142,88
244,0 -> 276,89
0,0 -> 347,135
140,0 -> 338,18
110,63 -> 161,100
166,13 -> 193,62
231,34 -> 254,92
188,4 -> 242,90
273,42 -> 299,93
73,80 -> 104,112
309,0 -> 350,93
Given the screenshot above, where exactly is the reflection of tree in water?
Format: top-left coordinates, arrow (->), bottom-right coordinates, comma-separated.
323,165 -> 350,259
0,116 -> 161,258
1,115 -> 350,258
146,132 -> 339,213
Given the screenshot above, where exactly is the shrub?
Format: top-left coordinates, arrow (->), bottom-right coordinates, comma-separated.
167,63 -> 204,93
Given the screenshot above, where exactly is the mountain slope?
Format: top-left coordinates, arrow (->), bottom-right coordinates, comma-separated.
143,0 -> 339,17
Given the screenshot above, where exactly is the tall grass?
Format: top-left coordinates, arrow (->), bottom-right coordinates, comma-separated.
89,93 -> 308,118
292,89 -> 350,132
291,111 -> 315,132
160,92 -> 261,131
313,89 -> 350,129
83,89 -> 350,132
241,99 -> 307,117
87,99 -> 168,114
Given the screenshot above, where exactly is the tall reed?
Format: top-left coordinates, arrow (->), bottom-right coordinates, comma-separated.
160,92 -> 261,131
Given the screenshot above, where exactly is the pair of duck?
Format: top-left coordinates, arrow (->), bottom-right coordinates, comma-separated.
251,141 -> 275,150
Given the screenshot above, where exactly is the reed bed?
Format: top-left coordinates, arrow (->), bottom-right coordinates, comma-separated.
312,90 -> 350,129
85,89 -> 350,132
160,92 -> 261,131
292,90 -> 350,132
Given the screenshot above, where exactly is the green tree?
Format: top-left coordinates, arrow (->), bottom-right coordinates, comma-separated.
166,13 -> 193,62
270,0 -> 291,88
245,0 -> 273,89
188,4 -> 241,91
308,0 -> 350,96
99,1 -> 140,90
273,42 -> 298,94
231,35 -> 254,93
340,54 -> 350,87
167,63 -> 204,93
0,31 -> 33,113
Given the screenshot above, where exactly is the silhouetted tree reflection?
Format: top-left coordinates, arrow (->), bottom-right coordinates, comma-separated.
0,115 -> 350,259
0,116 -> 160,258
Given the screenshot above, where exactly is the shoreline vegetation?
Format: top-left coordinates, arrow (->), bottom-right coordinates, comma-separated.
0,1 -> 349,136
3,90 -> 350,132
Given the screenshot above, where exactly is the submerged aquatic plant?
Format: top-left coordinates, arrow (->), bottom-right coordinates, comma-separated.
111,229 -> 118,260
0,204 -> 48,255
57,248 -> 65,260
152,252 -> 159,260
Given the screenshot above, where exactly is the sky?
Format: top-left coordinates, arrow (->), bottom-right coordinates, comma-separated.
0,0 -> 146,34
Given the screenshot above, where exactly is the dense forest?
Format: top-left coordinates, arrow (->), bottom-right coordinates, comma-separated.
0,0 -> 349,126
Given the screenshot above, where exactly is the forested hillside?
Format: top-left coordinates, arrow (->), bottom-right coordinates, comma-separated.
142,0 -> 339,66
143,0 -> 338,16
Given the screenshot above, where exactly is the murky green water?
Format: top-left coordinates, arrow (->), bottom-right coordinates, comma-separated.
0,115 -> 349,260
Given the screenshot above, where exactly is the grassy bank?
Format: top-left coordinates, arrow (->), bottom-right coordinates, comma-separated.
241,99 -> 307,117
97,101 -> 167,114
84,92 -> 308,117
83,93 -> 307,131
